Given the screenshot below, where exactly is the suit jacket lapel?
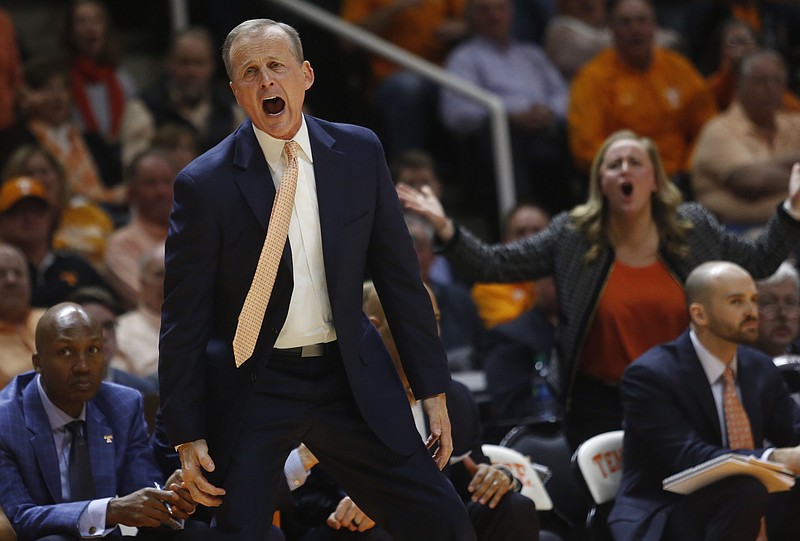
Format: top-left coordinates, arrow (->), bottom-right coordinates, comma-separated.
23,382 -> 63,503
737,350 -> 764,444
676,332 -> 724,444
86,402 -> 116,498
307,117 -> 345,303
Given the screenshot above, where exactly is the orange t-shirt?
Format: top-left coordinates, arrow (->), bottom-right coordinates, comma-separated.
568,47 -> 717,175
341,0 -> 465,82
471,281 -> 537,329
578,260 -> 688,383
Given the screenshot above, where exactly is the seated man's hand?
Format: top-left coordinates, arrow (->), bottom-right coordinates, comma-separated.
464,456 -> 514,509
326,496 -> 375,532
106,487 -> 182,529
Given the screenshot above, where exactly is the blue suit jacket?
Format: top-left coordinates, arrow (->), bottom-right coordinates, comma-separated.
158,116 -> 450,478
0,372 -> 162,540
608,331 -> 800,541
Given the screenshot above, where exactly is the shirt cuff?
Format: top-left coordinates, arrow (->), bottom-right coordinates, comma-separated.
762,448 -> 775,461
79,497 -> 114,537
285,448 -> 310,491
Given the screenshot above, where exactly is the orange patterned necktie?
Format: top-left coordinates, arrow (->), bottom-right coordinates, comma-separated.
233,141 -> 299,367
722,367 -> 754,450
723,366 -> 767,541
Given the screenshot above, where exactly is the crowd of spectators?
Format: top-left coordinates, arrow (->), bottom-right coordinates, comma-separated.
2,0 -> 800,539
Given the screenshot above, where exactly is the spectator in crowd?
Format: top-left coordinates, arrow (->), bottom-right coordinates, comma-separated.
567,0 -> 716,183
691,49 -> 800,231
471,202 -> 550,329
18,55 -> 127,207
2,143 -> 115,269
609,261 -> 800,541
340,0 -> 468,158
0,302 -> 195,540
685,0 -> 800,79
0,176 -> 106,308
440,0 -> 574,214
121,26 -> 245,168
544,0 -> 609,80
471,204 -> 560,424
705,19 -> 800,112
756,261 -> 800,360
68,285 -> 159,397
104,147 -> 174,309
0,243 -> 43,389
0,8 -> 21,133
0,8 -> 22,172
113,242 -> 164,383
406,212 -> 484,371
480,283 -> 559,425
61,0 -> 136,186
543,0 -> 679,80
286,281 -> 540,541
150,122 -> 200,173
398,129 -> 800,450
391,149 -> 469,286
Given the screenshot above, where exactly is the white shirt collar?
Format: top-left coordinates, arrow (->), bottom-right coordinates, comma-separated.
35,373 -> 86,431
690,328 -> 738,386
252,114 -> 313,175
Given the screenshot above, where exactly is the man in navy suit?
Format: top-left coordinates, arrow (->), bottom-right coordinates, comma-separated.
0,303 -> 194,540
158,19 -> 473,541
609,262 -> 800,541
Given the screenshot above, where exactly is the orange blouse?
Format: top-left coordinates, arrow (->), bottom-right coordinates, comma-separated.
578,259 -> 688,383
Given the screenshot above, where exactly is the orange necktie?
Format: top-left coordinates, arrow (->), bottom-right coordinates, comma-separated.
233,141 -> 299,367
723,367 -> 754,450
723,366 -> 767,541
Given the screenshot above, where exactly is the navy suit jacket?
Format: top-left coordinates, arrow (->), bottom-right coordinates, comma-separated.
608,331 -> 800,541
159,116 -> 450,479
0,372 -> 162,540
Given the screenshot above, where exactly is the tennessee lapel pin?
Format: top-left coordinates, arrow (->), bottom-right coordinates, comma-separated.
103,435 -> 113,444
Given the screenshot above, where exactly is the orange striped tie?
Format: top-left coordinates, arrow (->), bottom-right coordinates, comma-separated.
723,367 -> 767,541
233,141 -> 299,367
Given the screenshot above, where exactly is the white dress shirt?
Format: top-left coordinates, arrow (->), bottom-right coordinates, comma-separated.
253,115 -> 337,348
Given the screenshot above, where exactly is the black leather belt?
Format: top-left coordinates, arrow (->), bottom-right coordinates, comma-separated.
273,342 -> 332,358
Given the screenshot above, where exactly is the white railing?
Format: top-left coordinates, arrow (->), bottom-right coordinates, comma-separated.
170,0 -> 517,222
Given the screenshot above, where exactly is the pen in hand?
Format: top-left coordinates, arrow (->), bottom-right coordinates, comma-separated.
154,482 -> 182,529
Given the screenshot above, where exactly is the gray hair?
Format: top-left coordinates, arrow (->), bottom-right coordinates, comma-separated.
222,19 -> 304,80
738,48 -> 787,83
756,261 -> 800,295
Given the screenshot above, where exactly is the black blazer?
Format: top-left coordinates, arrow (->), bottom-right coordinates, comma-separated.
608,330 -> 800,541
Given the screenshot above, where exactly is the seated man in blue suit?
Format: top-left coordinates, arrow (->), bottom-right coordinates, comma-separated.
609,261 -> 800,541
0,303 -> 194,540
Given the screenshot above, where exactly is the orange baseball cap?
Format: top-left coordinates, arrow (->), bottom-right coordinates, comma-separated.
0,176 -> 49,213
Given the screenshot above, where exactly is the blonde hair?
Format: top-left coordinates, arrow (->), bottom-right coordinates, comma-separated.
570,130 -> 692,262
